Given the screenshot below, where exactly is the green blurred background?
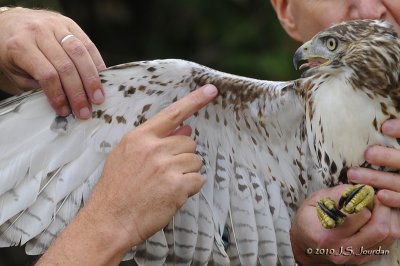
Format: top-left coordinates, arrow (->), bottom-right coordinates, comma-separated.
0,0 -> 299,265
0,0 -> 300,80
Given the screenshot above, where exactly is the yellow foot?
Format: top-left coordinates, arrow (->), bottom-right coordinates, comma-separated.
316,184 -> 375,229
316,197 -> 346,229
338,184 -> 374,214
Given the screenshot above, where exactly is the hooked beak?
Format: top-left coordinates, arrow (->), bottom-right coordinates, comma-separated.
293,41 -> 329,73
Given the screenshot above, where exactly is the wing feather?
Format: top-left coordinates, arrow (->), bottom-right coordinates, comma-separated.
229,163 -> 258,265
133,230 -> 168,265
25,160 -> 104,254
172,194 -> 200,264
0,59 -> 305,265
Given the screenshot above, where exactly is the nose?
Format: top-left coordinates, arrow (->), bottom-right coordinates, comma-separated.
348,0 -> 387,20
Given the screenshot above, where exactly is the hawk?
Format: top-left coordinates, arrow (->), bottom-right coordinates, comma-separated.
0,19 -> 399,265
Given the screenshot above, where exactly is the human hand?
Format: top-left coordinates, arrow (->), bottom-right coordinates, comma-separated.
36,84 -> 218,265
0,7 -> 106,119
347,119 -> 400,208
85,84 -> 218,247
291,185 -> 399,265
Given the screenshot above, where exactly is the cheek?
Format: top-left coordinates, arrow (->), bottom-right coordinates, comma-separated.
292,3 -> 347,42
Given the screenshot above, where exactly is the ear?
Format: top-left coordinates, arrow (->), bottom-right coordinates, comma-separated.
270,0 -> 302,42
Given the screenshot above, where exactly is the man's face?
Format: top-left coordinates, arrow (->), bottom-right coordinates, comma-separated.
282,0 -> 400,42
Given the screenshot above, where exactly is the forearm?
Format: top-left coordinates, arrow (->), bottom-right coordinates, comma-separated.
36,202 -> 133,266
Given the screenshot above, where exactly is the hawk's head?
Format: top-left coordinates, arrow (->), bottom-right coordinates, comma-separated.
293,19 -> 400,95
293,20 -> 400,186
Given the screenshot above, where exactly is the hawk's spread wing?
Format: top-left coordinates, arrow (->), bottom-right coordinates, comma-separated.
4,19 -> 400,266
0,59 -> 307,265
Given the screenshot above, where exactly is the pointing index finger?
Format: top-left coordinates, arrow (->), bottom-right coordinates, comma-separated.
144,84 -> 218,137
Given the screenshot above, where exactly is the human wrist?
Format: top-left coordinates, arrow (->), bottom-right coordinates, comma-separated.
78,202 -> 135,258
37,202 -> 134,265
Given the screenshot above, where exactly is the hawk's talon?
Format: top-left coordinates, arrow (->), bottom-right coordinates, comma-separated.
317,197 -> 346,229
317,184 -> 374,229
338,184 -> 365,210
339,184 -> 374,214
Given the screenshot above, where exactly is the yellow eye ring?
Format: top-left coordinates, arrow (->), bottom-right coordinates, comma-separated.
326,37 -> 338,51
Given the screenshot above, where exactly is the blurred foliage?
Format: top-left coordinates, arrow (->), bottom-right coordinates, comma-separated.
0,0 -> 60,9
59,0 -> 300,80
1,0 -> 300,81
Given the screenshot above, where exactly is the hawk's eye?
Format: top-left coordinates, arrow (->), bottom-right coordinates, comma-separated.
326,37 -> 338,51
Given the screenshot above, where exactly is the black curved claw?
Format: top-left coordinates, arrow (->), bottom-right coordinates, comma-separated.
338,185 -> 365,209
317,201 -> 346,221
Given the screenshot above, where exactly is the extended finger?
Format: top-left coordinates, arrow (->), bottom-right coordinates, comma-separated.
364,145 -> 400,168
58,32 -> 104,106
144,84 -> 218,137
347,167 -> 400,193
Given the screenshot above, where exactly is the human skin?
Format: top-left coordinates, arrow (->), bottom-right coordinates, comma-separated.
271,0 -> 400,264
0,7 -> 106,119
36,84 -> 218,265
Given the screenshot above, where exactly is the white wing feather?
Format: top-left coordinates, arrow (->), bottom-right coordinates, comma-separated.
0,59 -> 307,265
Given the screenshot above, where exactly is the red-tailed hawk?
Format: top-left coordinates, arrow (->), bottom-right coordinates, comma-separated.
0,19 -> 399,265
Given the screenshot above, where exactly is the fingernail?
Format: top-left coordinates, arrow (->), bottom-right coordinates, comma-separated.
93,89 -> 104,103
378,190 -> 388,201
347,168 -> 360,181
202,84 -> 218,96
364,146 -> 375,160
79,107 -> 91,118
60,106 -> 70,116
